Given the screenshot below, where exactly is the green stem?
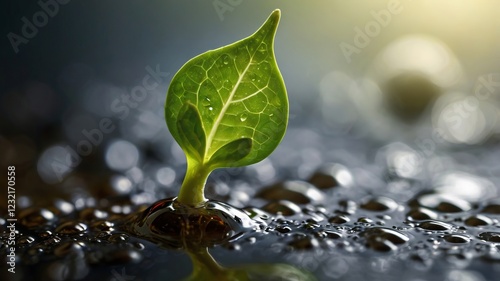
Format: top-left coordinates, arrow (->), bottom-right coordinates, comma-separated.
177,158 -> 212,206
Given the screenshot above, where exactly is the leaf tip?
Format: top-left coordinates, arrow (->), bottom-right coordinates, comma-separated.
256,9 -> 281,40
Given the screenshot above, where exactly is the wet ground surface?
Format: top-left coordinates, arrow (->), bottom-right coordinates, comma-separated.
1,130 -> 500,281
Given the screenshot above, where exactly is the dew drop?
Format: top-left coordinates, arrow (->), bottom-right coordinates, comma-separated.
202,97 -> 211,106
131,198 -> 256,248
464,214 -> 493,227
262,200 -> 302,216
481,203 -> 500,214
222,55 -> 230,65
418,220 -> 453,231
19,208 -> 55,228
478,232 -> 500,242
55,221 -> 88,235
406,207 -> 438,221
444,234 -> 470,244
362,227 -> 409,252
240,113 -> 248,122
275,226 -> 292,234
328,215 -> 350,224
360,196 -> 398,212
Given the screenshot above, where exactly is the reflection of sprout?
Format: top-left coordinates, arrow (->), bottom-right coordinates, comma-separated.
186,247 -> 316,281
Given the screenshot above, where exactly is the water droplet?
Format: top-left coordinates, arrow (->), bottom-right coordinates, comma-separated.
362,227 -> 409,252
328,215 -> 350,224
256,180 -> 324,204
222,55 -> 230,65
239,113 -> 248,122
18,236 -> 35,245
410,192 -> 472,213
358,217 -> 374,224
90,220 -> 114,232
309,163 -> 353,189
202,97 -> 211,106
464,214 -> 492,227
208,107 -> 213,111
360,196 -> 398,212
262,200 -> 302,216
481,203 -> 500,214
478,232 -> 500,242
108,233 -> 129,243
444,234 -> 470,244
55,221 -> 88,235
323,231 -> 342,239
275,226 -> 292,234
19,208 -> 55,228
257,44 -> 267,56
418,220 -> 453,231
79,208 -> 108,221
406,208 -> 438,221
131,198 -> 255,249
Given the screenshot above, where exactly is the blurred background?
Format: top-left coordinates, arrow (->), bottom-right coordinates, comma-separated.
1,0 -> 500,203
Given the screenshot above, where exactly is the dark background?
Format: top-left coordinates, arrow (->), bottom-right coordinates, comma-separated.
2,0 -> 500,200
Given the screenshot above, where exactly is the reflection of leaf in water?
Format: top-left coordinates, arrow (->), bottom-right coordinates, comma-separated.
184,247 -> 317,281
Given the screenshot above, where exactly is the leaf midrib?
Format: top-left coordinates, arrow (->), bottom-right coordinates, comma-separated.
204,57 -> 253,161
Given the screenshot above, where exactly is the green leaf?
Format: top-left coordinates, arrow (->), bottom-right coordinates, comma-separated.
166,9 -> 288,169
176,103 -> 206,162
208,138 -> 252,167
